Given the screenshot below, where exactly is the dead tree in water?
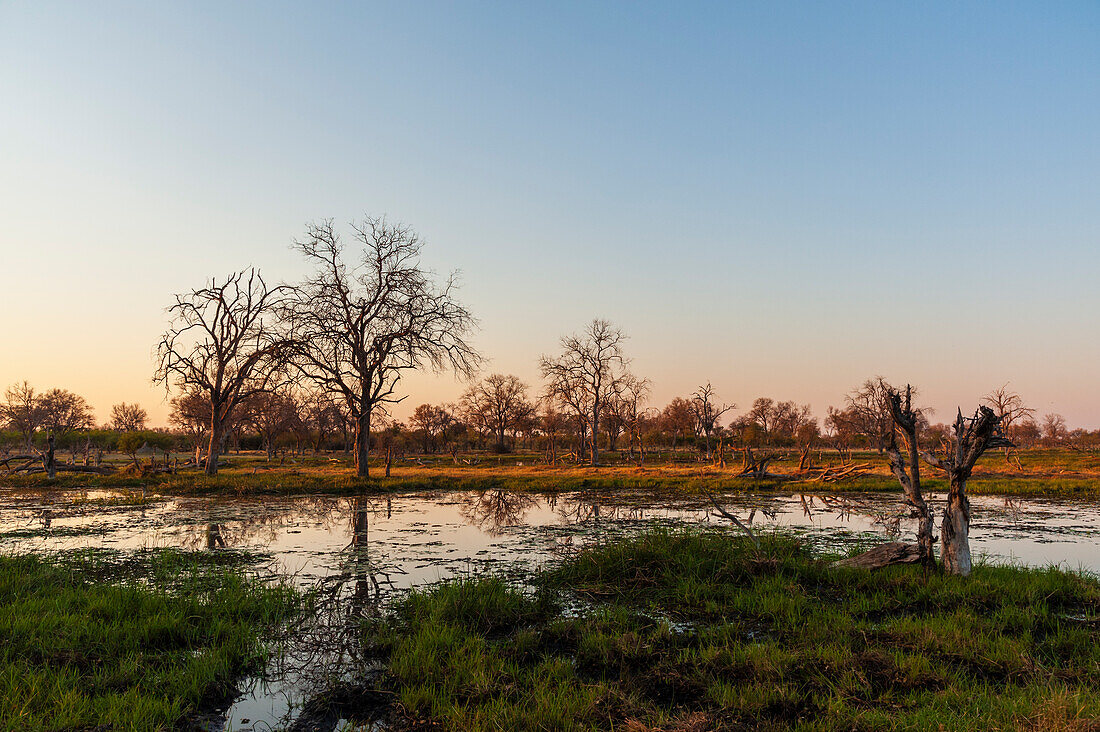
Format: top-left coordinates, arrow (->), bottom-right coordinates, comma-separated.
922,406 -> 1013,576
885,385 -> 934,568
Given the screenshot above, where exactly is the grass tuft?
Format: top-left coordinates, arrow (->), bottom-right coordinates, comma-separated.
364,528 -> 1100,730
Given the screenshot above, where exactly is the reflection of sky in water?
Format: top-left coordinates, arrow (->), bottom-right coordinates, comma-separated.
3,488 -> 1099,731
2,489 -> 1099,578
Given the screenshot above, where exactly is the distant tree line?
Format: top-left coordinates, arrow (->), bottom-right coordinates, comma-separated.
4,217 -> 1094,478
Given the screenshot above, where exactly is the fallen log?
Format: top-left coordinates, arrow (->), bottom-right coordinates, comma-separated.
832,542 -> 921,570
15,464 -> 115,475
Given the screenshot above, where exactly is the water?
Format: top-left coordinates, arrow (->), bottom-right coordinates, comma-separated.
2,487 -> 1099,730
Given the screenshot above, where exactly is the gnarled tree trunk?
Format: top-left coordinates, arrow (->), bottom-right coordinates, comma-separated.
941,481 -> 971,576
886,386 -> 935,567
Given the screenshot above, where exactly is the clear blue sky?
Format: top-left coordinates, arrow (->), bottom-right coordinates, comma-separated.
1,2 -> 1098,427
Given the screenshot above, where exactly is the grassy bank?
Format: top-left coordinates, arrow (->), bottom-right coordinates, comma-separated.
5,460 -> 1100,500
0,549 -> 300,731
364,530 -> 1100,731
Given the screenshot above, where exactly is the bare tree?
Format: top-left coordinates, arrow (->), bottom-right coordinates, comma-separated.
284,217 -> 480,477
921,406 -> 1013,576
242,390 -> 300,460
461,374 -> 533,453
1041,413 -> 1067,445
110,403 -> 148,432
661,397 -> 696,452
299,387 -> 343,452
691,382 -> 734,457
155,269 -> 287,475
618,374 -> 651,460
409,403 -> 457,454
983,384 -> 1035,433
2,382 -> 44,449
540,319 -> 628,466
833,377 -> 898,453
600,373 -> 649,457
40,389 -> 95,439
169,388 -> 210,466
885,385 -> 934,567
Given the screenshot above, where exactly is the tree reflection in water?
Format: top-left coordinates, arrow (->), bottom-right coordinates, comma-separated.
205,523 -> 225,549
460,489 -> 538,536
797,494 -> 907,540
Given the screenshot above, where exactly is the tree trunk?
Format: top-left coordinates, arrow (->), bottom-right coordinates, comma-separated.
354,407 -> 371,478
590,407 -> 600,466
206,421 -> 224,476
44,434 -> 56,479
941,476 -> 972,576
832,542 -> 921,569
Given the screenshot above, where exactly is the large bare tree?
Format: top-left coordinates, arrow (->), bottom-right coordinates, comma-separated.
154,269 -> 287,475
540,319 -> 628,466
284,217 -> 480,477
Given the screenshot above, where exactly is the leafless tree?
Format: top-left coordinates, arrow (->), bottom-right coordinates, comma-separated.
691,382 -> 733,457
283,217 -> 480,477
40,389 -> 95,439
169,387 -> 210,466
833,377 -> 898,453
539,319 -> 628,466
109,402 -> 148,432
983,384 -> 1035,433
1041,413 -> 1067,445
409,403 -> 456,454
618,374 -> 651,460
154,269 -> 287,475
885,385 -> 934,567
601,373 -> 650,457
300,388 -> 344,452
461,374 -> 534,453
661,397 -> 695,452
2,382 -> 44,449
242,390 -> 300,460
921,406 -> 1013,576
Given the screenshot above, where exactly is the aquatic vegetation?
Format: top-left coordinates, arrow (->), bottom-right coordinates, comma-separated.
0,549 -> 300,731
364,529 -> 1100,730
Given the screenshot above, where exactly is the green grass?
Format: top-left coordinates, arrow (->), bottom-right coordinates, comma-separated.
0,549 -> 300,731
364,529 -> 1100,731
6,453 -> 1100,499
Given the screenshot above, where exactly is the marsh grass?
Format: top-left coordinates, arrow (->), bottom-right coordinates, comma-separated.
0,549 -> 300,731
365,529 -> 1100,730
6,450 -> 1100,499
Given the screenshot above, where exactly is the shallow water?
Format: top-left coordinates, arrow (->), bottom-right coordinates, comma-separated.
2,487 -> 1099,730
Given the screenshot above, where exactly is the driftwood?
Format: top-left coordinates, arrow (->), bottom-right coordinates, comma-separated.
14,464 -> 115,475
735,447 -> 794,480
703,489 -> 761,552
793,462 -> 872,484
832,542 -> 921,570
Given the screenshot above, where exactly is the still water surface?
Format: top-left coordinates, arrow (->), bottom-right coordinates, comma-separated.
2,488 -> 1098,730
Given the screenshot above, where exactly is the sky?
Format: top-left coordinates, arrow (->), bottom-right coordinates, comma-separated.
1,2 -> 1098,428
